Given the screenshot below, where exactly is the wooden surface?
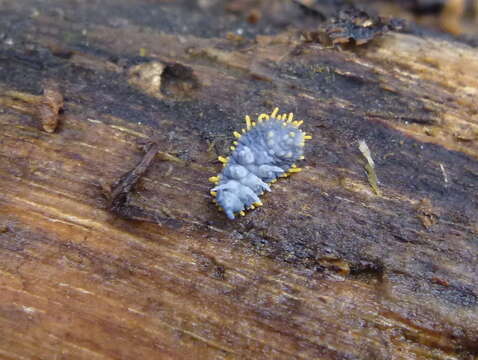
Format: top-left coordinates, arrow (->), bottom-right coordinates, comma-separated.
0,0 -> 477,359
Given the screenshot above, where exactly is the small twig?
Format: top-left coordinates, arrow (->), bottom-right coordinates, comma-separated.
106,140 -> 185,229
108,141 -> 161,212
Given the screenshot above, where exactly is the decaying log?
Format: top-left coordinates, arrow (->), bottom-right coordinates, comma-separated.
0,1 -> 477,359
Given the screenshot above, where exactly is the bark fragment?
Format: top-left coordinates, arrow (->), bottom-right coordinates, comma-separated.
303,7 -> 405,46
108,141 -> 161,214
38,80 -> 63,133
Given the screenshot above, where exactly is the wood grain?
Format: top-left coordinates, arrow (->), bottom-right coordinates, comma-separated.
0,0 -> 477,359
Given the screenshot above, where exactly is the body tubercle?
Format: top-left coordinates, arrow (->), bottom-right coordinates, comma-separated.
209,107 -> 311,220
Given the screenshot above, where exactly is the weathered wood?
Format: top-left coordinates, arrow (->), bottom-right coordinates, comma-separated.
0,1 -> 477,359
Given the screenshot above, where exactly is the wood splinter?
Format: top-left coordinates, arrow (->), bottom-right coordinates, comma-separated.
108,141 -> 161,213
39,80 -> 63,133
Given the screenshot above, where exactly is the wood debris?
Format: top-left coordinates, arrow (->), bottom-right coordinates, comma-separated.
38,80 -> 63,133
303,7 -> 405,46
128,61 -> 199,99
358,140 -> 381,195
108,141 -> 162,213
416,198 -> 439,229
127,61 -> 166,98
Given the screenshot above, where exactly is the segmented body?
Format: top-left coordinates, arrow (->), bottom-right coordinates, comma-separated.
209,107 -> 311,220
